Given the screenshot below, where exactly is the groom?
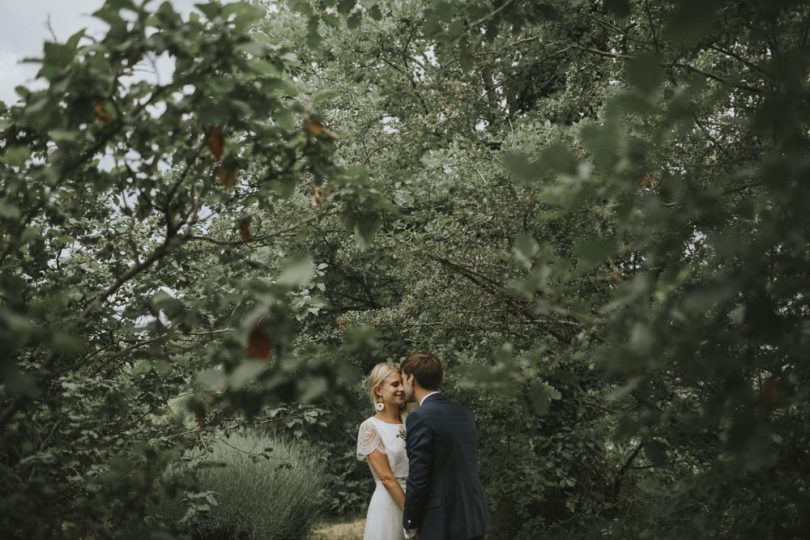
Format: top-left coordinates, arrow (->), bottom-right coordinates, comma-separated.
401,352 -> 491,540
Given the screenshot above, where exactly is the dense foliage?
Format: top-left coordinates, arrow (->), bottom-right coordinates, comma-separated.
1,0 -> 808,538
0,1 -> 373,537
116,432 -> 324,539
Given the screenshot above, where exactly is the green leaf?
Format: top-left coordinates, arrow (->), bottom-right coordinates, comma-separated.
0,199 -> 21,219
459,46 -> 474,72
226,2 -> 266,33
230,360 -> 267,389
280,51 -> 299,64
512,233 -> 539,269
580,121 -> 621,170
275,109 -> 296,131
322,13 -> 341,28
644,440 -> 668,467
2,146 -> 31,167
313,90 -> 341,105
350,213 -> 380,249
48,129 -> 79,142
197,369 -> 227,392
265,78 -> 299,96
538,142 -> 578,176
612,92 -> 655,115
39,42 -> 74,81
154,1 -> 180,25
299,376 -> 328,403
337,0 -> 356,15
526,380 -> 560,415
574,237 -> 617,269
194,1 -> 222,20
106,0 -> 137,11
368,5 -> 382,21
347,10 -> 362,29
446,18 -> 464,39
626,52 -> 664,94
223,1 -> 265,20
48,333 -> 87,356
434,0 -> 455,21
92,6 -> 127,33
5,370 -> 39,399
154,360 -> 172,376
65,29 -> 86,50
503,151 -> 537,183
288,0 -> 313,16
239,39 -> 271,56
663,0 -> 719,44
307,17 -> 322,49
247,58 -> 281,77
277,254 -> 315,287
604,0 -> 631,18
151,290 -> 185,318
422,18 -> 442,37
629,323 -> 654,354
270,175 -> 297,198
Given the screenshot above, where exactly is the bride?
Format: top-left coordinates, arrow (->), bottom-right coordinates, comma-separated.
356,363 -> 409,540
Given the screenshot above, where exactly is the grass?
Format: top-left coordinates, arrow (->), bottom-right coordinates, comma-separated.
307,517 -> 365,540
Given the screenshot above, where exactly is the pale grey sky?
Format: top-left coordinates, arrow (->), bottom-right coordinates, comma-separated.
0,0 -> 216,104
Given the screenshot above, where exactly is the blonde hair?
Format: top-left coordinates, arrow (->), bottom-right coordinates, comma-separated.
367,363 -> 402,409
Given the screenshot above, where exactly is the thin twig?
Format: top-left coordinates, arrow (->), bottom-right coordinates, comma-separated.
576,46 -> 763,94
187,215 -> 321,246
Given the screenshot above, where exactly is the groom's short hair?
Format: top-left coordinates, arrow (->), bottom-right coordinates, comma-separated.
401,352 -> 442,390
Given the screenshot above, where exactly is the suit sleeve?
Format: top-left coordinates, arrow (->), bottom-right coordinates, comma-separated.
403,411 -> 433,531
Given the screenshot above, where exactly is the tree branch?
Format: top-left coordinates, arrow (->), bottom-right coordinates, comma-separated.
187,215 -> 320,246
576,46 -> 763,94
612,441 -> 644,500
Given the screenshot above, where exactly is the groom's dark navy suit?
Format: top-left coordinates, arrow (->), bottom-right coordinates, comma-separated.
403,393 -> 491,540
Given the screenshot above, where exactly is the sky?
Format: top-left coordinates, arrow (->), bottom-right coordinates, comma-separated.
0,0 -> 214,105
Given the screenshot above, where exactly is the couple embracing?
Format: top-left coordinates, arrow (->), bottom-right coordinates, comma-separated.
356,352 -> 491,540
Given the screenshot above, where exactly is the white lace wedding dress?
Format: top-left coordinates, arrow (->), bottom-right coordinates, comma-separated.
356,416 -> 409,540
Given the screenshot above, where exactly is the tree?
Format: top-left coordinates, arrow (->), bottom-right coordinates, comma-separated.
0,1 -> 381,536
2,0 -> 809,538
272,0 -> 810,536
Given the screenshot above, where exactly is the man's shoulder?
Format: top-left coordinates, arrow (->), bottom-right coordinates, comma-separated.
406,397 -> 443,423
421,392 -> 448,405
425,395 -> 475,423
424,393 -> 464,410
419,394 -> 463,419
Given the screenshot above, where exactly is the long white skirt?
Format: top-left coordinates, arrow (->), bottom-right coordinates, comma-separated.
363,480 -> 406,540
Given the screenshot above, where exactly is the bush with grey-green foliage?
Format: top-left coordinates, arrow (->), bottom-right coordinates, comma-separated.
189,434 -> 324,540
119,433 -> 324,540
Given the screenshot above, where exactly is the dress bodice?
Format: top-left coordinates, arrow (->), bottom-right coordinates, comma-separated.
356,416 -> 409,480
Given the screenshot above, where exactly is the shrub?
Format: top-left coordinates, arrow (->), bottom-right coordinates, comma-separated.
120,432 -> 326,540
190,432 -> 325,540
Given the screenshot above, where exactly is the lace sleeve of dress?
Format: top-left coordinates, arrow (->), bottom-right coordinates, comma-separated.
356,420 -> 386,461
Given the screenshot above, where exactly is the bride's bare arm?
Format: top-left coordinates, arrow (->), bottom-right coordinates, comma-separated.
367,449 -> 406,510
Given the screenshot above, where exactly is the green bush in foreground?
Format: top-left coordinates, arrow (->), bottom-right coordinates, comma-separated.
188,433 -> 325,540
118,433 -> 325,540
